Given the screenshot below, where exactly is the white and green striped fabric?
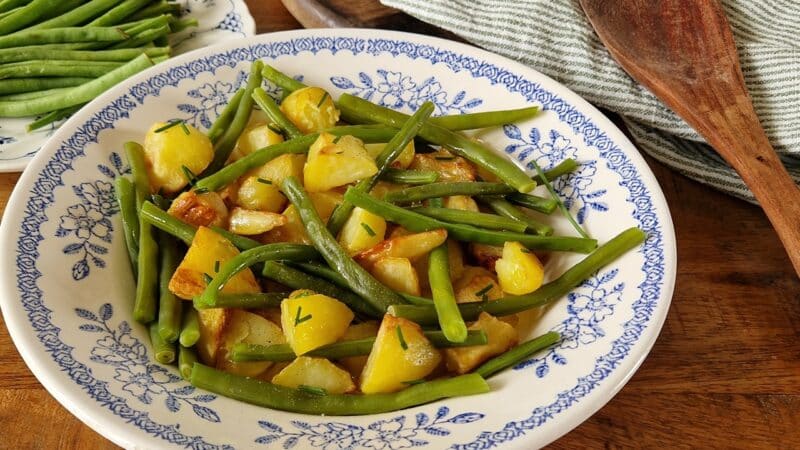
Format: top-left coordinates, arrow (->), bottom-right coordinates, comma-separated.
381,0 -> 800,202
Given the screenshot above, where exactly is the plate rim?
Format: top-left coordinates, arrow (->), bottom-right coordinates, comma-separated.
0,28 -> 677,449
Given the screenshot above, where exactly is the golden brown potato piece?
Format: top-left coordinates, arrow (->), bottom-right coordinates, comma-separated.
196,308 -> 229,366
443,312 -> 518,374
409,150 -> 476,182
454,266 -> 503,304
354,229 -> 447,268
228,207 -> 287,235
168,190 -> 228,228
468,243 -> 504,272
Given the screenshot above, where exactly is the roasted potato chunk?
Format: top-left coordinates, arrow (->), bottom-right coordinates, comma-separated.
168,190 -> 228,228
228,207 -> 287,235
496,241 -> 545,295
271,356 -> 356,394
371,257 -> 420,296
217,310 -> 285,377
354,229 -> 448,268
338,207 -> 386,255
468,243 -> 504,272
231,123 -> 284,160
454,266 -> 503,303
443,312 -> 518,374
143,121 -> 213,194
409,150 -> 476,182
280,86 -> 340,133
280,293 -> 354,355
364,140 -> 415,169
196,308 -> 229,366
338,321 -> 380,377
304,133 -> 378,192
236,154 -> 305,212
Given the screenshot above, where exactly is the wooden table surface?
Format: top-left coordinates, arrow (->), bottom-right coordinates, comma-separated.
1,1 -> 799,448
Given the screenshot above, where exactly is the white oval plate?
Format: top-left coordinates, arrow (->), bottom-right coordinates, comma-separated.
0,0 -> 255,172
0,29 -> 676,449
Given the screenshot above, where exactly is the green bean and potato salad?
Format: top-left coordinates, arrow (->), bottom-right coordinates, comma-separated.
116,60 -> 645,415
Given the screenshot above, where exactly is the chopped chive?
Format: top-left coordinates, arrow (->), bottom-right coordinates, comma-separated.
396,325 -> 408,350
194,187 -> 209,194
360,222 -> 376,237
180,122 -> 190,135
267,123 -> 284,136
521,248 -> 531,253
257,177 -> 273,185
155,119 -> 185,133
435,156 -> 456,161
181,165 -> 196,185
294,306 -> 312,326
203,273 -> 213,284
214,260 -> 220,273
333,135 -> 342,144
298,385 -> 327,396
475,283 -> 494,298
402,379 -> 426,385
316,92 -> 329,107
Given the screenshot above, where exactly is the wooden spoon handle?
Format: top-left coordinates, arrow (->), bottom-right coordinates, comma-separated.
280,0 -> 353,28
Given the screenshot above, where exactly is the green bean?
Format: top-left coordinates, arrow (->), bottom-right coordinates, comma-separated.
399,293 -> 434,305
532,158 -> 578,185
0,77 -> 91,95
0,46 -> 167,64
169,17 -> 198,33
127,143 -> 158,324
506,192 -> 558,214
88,0 -> 153,26
157,232 -> 182,343
479,196 -> 553,236
261,64 -> 306,93
114,177 -> 139,274
1,87 -> 72,101
337,93 -> 537,193
380,168 -> 439,185
191,363 -> 490,415
29,0 -> 119,30
0,0 -> 59,35
128,1 -> 182,21
283,177 -> 404,312
475,331 -> 560,378
429,243 -> 467,342
252,87 -> 302,139
388,227 -> 645,324
194,292 -> 290,310
194,244 -> 321,308
411,207 -> 528,233
232,330 -> 488,362
178,345 -> 198,380
327,102 -> 434,236
0,54 -> 152,117
210,226 -> 263,251
529,158 -> 589,238
149,322 -> 176,364
180,307 -> 201,347
261,261 -> 381,318
195,126 -> 401,193
207,88 -> 244,144
428,106 -> 539,131
125,141 -> 149,210
0,27 -> 128,49
345,188 -> 597,253
384,182 -> 515,203
0,60 -> 124,79
0,0 -> 26,15
205,60 -> 263,175
428,196 -> 444,208
110,24 -> 170,49
28,103 -> 82,131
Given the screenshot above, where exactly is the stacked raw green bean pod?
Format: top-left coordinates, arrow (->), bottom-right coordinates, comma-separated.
114,60 -> 646,415
0,0 -> 197,130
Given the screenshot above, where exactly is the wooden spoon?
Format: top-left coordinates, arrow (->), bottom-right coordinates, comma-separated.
580,0 -> 800,276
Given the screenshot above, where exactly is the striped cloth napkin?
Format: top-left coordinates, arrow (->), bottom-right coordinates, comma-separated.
381,0 -> 800,202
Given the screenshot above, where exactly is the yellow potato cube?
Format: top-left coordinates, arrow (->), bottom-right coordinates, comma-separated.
309,190 -> 343,222
454,266 -> 503,303
236,154 -> 305,212
469,243 -> 504,272
364,141 -> 415,169
271,356 -> 356,394
196,308 -> 228,366
409,150 -> 476,182
217,310 -> 285,377
354,229 -> 448,268
280,294 -> 354,355
228,207 -> 287,235
338,321 -> 380,377
168,190 -> 228,228
360,315 -> 441,394
168,226 -> 260,299
304,133 -> 378,192
234,123 -> 284,158
371,257 -> 420,296
338,207 -> 386,255
495,241 -> 545,295
443,195 -> 479,212
280,86 -> 340,133
443,312 -> 518,374
261,205 -> 310,244
143,121 -> 213,194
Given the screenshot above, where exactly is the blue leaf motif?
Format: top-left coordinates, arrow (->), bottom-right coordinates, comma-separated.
462,98 -> 483,109
283,436 -> 299,449
358,72 -> 373,87
178,104 -> 200,113
63,243 -> 83,254
193,394 -> 215,403
98,165 -> 115,179
553,353 -> 567,365
529,127 -> 541,144
166,395 -> 180,412
75,308 -> 97,321
255,435 -> 281,445
424,427 -> 450,436
503,124 -> 522,140
173,385 -> 195,395
88,243 -> 108,254
258,421 -> 283,433
99,303 -> 113,320
448,412 -> 484,424
191,404 -> 220,423
536,363 -> 549,378
415,412 -> 429,427
72,260 -> 90,280
451,90 -> 466,105
79,324 -> 103,332
330,76 -> 355,89
290,420 -> 311,430
435,406 -> 450,420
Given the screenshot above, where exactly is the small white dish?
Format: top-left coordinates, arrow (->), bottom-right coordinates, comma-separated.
0,29 -> 676,449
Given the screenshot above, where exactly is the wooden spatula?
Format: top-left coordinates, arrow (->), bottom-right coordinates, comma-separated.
580,0 -> 800,276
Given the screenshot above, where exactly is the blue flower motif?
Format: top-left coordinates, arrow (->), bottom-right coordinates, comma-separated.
376,71 -> 416,108
59,205 -> 110,241
362,417 -> 418,449
115,364 -> 177,404
76,180 -> 117,216
178,71 -> 248,129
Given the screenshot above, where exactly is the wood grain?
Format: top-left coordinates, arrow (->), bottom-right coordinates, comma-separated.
0,1 -> 798,448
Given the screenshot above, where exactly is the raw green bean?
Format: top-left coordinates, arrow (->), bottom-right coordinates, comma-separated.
169,17 -> 198,33
529,158 -> 588,238
283,177 -> 404,311
384,182 -> 515,203
0,77 -> 90,95
429,243 -> 467,342
0,27 -> 128,49
157,232 -> 182,343
0,0 -> 26,14
0,0 -> 59,35
128,1 -> 182,21
27,103 -> 82,131
180,307 -> 201,347
194,292 -> 290,310
149,323 -> 176,364
327,102 -> 434,236
261,64 -> 306,93
28,0 -> 119,30
261,261 -> 381,318
532,158 -> 578,185
232,330 -> 488,362
411,206 -> 528,233
428,106 -> 539,131
194,244 -> 322,308
0,46 -> 168,64
0,54 -> 152,117
479,196 -> 553,236
252,87 -> 301,139
0,60 -> 124,79
506,192 -> 558,214
114,177 -> 139,274
190,363 -> 490,414
110,24 -> 170,49
475,331 -> 560,378
380,168 -> 438,185
179,345 -> 198,380
206,60 -> 263,174
338,93 -> 537,193
207,88 -> 244,144
0,6 -> 19,20
1,87 -> 72,101
345,188 -> 597,253
88,0 -> 153,26
388,227 -> 646,324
